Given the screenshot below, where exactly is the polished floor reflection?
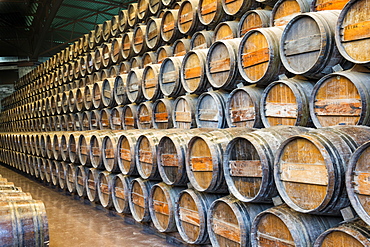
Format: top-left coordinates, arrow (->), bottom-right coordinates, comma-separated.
0,165 -> 173,247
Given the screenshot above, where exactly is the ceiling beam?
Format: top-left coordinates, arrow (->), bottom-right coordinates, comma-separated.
31,0 -> 64,59
75,0 -> 125,8
61,3 -> 103,13
55,15 -> 96,26
38,36 -> 80,56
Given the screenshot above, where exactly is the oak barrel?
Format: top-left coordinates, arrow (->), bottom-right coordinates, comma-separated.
156,45 -> 174,64
146,17 -> 163,51
112,174 -> 132,214
66,163 -> 78,193
311,0 -> 350,11
190,30 -> 215,50
198,0 -> 228,28
173,38 -> 191,57
97,171 -> 114,208
159,56 -> 186,97
86,168 -> 100,202
142,64 -> 162,101
129,178 -> 155,223
133,24 -> 148,56
161,9 -> 182,44
152,98 -> 174,129
113,74 -> 129,106
238,10 -> 272,37
75,165 -> 88,197
110,106 -> 123,130
195,90 -> 228,128
137,101 -> 154,129
102,132 -> 121,172
214,21 -> 239,41
122,104 -> 138,130
271,0 -> 313,26
172,94 -> 199,129
126,69 -> 145,104
177,0 -> 203,35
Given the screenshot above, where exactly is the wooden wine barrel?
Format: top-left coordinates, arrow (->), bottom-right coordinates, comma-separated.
97,171 -> 114,208
75,165 -> 88,197
142,51 -> 157,67
147,17 -> 164,52
222,0 -> 259,18
149,0 -> 163,15
311,0 -> 350,11
0,200 -> 49,246
133,24 -> 148,56
137,0 -> 150,21
251,204 -> 341,247
129,178 -> 155,222
314,219 -> 370,247
58,161 -> 68,190
181,49 -> 210,94
142,64 -> 162,101
81,111 -> 91,131
162,0 -> 179,8
110,106 -> 123,130
117,10 -> 129,33
198,0 -> 228,28
186,127 -> 254,193
346,141 -> 370,226
310,71 -> 370,127
208,195 -> 271,247
99,132 -> 120,173
152,98 -> 174,129
178,0 -> 204,35
126,69 -> 145,104
156,45 -> 174,64
224,126 -> 310,203
110,15 -> 119,37
83,85 -> 94,111
238,10 -> 271,37
195,90 -> 229,128
206,38 -> 243,90
122,104 -> 138,130
159,56 -> 186,97
190,30 -> 214,50
93,46 -> 104,72
127,3 -> 139,28
66,163 -> 78,193
175,189 -> 222,244
157,128 -> 214,186
121,32 -> 134,60
101,78 -> 116,108
86,168 -> 100,202
102,20 -> 112,42
149,183 -> 185,232
271,0 -> 313,27
274,126 -> 370,215
161,9 -> 182,44
67,88 -> 78,113
261,77 -> 315,127
0,192 -> 33,201
172,94 -> 198,129
110,38 -> 123,64
238,27 -> 287,85
94,23 -> 104,45
137,101 -> 154,129
99,108 -> 112,130
130,56 -> 143,69
88,130 -> 114,169
75,88 -> 85,112
45,133 -> 55,160
113,74 -> 129,106
101,42 -> 113,68
112,174 -> 132,214
214,21 -> 239,41
226,85 -> 264,128
280,11 -> 348,79
335,0 -> 370,67
117,130 -> 145,175
90,109 -> 102,130
173,38 -> 191,57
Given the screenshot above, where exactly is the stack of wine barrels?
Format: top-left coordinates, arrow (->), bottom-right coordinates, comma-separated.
3,0 -> 370,246
0,173 -> 49,246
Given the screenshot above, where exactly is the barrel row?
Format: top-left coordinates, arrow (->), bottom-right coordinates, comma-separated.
5,0 -> 368,110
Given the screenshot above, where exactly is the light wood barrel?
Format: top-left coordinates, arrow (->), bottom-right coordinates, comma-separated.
149,183 -> 185,232
311,0 -> 350,11
130,56 -> 143,69
190,30 -> 214,50
92,81 -> 105,109
114,74 -> 129,106
149,0 -> 163,15
126,69 -> 145,103
152,98 -> 174,129
117,10 -> 129,33
260,78 -> 315,127
161,9 -> 182,43
137,0 -> 150,21
66,163 -> 78,193
75,165 -> 88,197
224,126 -> 310,203
129,178 -> 155,223
195,90 -> 229,128
206,38 -> 242,90
178,0 -> 204,35
251,204 -> 341,247
127,3 -> 139,28
58,162 -> 68,190
198,0 -> 228,28
133,24 -> 148,56
122,104 -> 138,130
0,200 -> 49,247
142,51 -> 157,67
309,71 -> 370,127
208,195 -> 271,247
173,38 -> 191,57
110,37 -> 123,64
226,85 -> 264,128
112,174 -> 132,214
156,45 -> 174,64
181,49 -> 210,94
99,108 -> 112,130
137,101 -> 154,129
89,131 -> 113,169
97,171 -> 114,208
110,15 -> 119,37
335,0 -> 370,67
146,17 -> 163,51
66,132 -> 83,163
86,168 -> 100,202
117,130 -> 144,175
238,9 -> 271,37
186,128 -> 254,193
90,109 -> 102,130
238,27 -> 287,86
101,78 -> 116,108
175,189 -> 222,244
121,32 -> 134,60
94,23 -> 104,45
314,219 -> 370,247
83,85 -> 93,111
102,132 -> 121,172
274,126 -> 370,215
172,94 -> 198,129
75,88 -> 85,112
214,21 -> 239,41
346,141 -> 370,226
271,0 -> 313,27
142,64 -> 162,101
222,0 -> 258,18
101,42 -> 112,68
0,192 -> 33,201
110,106 -> 123,130
280,11 -> 347,79
159,56 -> 186,97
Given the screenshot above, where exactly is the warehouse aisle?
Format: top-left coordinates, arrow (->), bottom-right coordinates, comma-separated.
0,165 -> 173,247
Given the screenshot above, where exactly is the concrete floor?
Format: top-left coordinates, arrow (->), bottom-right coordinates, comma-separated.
0,165 -> 174,247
